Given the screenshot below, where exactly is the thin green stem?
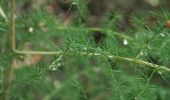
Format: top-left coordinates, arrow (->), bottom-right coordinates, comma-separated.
89,27 -> 134,41
2,0 -> 16,100
14,49 -> 61,55
9,0 -> 16,51
57,27 -> 134,41
13,49 -> 170,72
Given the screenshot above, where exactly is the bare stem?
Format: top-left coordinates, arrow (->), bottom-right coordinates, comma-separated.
57,27 -> 134,41
9,0 -> 16,51
14,49 -> 61,55
2,0 -> 16,100
13,49 -> 170,72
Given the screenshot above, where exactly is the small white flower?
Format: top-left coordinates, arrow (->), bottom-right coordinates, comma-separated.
29,27 -> 34,33
160,33 -> 165,37
123,39 -> 128,45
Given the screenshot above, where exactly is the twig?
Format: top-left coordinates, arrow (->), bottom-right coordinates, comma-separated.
8,0 -> 16,51
14,49 -> 61,55
57,27 -> 134,41
2,0 -> 16,100
13,49 -> 170,72
89,27 -> 134,41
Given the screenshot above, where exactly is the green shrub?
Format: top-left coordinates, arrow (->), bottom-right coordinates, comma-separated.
1,0 -> 170,100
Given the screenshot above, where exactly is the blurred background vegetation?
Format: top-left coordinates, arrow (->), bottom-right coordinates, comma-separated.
1,0 -> 170,100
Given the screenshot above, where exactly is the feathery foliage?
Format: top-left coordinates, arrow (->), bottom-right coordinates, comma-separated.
1,0 -> 170,100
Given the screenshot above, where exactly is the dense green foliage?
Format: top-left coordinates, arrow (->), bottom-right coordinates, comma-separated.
1,0 -> 170,100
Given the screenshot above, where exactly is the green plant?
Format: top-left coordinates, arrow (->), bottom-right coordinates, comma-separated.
1,0 -> 170,100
